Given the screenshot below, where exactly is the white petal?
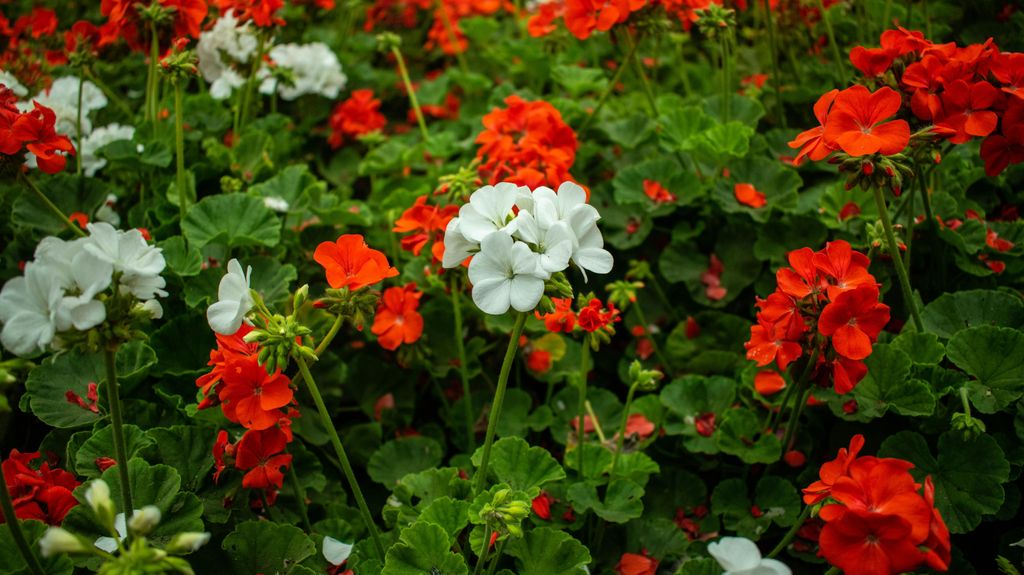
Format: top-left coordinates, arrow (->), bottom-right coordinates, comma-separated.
509,275 -> 545,312
708,537 -> 763,573
751,559 -> 792,575
573,247 -> 614,276
556,181 -> 587,211
322,536 -> 354,566
539,240 -> 572,275
94,536 -> 118,554
69,299 -> 106,331
207,300 -> 245,335
510,241 -> 541,276
441,218 -> 478,268
512,210 -> 541,245
472,278 -> 512,315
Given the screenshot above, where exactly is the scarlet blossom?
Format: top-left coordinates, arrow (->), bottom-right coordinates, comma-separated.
643,179 -> 677,204
234,427 -> 293,490
922,477 -> 951,571
615,551 -> 658,575
934,80 -> 1001,144
733,182 -> 766,208
822,85 -> 910,156
1,450 -> 80,526
212,430 -> 232,483
371,284 -> 424,351
525,349 -> 552,373
980,98 -> 1024,177
745,318 -> 803,370
527,2 -> 563,37
327,90 -> 387,148
532,492 -> 554,520
817,286 -> 890,361
196,323 -> 259,402
754,370 -> 786,395
991,52 -> 1024,99
831,355 -> 868,395
812,240 -> 875,301
563,0 -> 644,40
620,414 -> 656,440
788,89 -> 839,165
694,412 -> 715,437
802,434 -> 866,504
576,298 -> 620,332
215,0 -> 286,27
218,359 -> 294,430
314,234 -> 399,291
819,509 -> 926,575
393,196 -> 458,261
849,45 -> 897,77
3,99 -> 75,174
475,95 -> 578,188
537,297 -> 577,332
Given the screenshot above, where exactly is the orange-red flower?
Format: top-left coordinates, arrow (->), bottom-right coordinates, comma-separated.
327,90 -> 387,148
537,297 -> 577,332
788,89 -> 839,165
754,370 -> 786,395
643,179 -> 677,204
218,359 -> 294,430
1,450 -> 79,526
615,551 -> 658,575
822,85 -> 910,156
393,196 -> 458,261
314,234 -> 399,291
564,0 -> 644,40
817,286 -> 890,361
234,427 -> 292,490
371,284 -> 424,350
733,182 -> 766,208
475,95 -> 578,188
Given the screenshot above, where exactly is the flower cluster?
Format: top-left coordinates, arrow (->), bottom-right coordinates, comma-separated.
0,85 -> 74,174
0,223 -> 166,357
442,181 -> 613,315
258,42 -> 347,101
475,95 -> 579,189
101,0 -> 209,52
392,195 -> 459,264
744,240 -> 889,395
196,9 -> 258,100
371,283 -> 424,351
0,450 -> 80,526
327,89 -> 387,148
214,0 -> 287,28
804,435 -> 950,575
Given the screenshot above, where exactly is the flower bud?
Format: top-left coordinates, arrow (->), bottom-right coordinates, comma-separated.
85,479 -> 115,526
128,505 -> 162,536
39,527 -> 89,557
166,532 -> 212,554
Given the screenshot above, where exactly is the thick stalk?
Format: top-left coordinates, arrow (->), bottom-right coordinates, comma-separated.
287,462 -> 313,533
391,46 -> 430,141
103,347 -> 134,520
472,313 -> 528,494
871,187 -> 924,331
763,0 -> 786,127
817,0 -> 846,85
451,277 -> 475,451
485,538 -> 507,575
609,383 -> 638,478
174,79 -> 188,225
19,173 -> 86,237
75,74 -> 84,176
289,316 -> 344,389
294,355 -> 385,561
578,36 -> 640,133
0,466 -> 45,575
575,339 -> 591,476
767,505 -> 812,558
472,525 -> 493,575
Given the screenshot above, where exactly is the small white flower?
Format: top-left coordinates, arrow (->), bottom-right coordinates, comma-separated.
84,479 -> 113,516
468,232 -> 545,315
207,259 -> 254,335
707,537 -> 792,575
511,209 -> 573,278
259,42 -> 347,101
140,299 -> 164,319
525,181 -> 612,280
322,536 -> 354,566
83,223 -> 167,301
263,196 -> 290,212
34,236 -> 113,331
166,532 -> 212,554
0,263 -> 64,357
457,183 -> 525,243
39,527 -> 88,557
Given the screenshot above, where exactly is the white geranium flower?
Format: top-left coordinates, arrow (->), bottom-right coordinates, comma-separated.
707,537 -> 792,575
323,536 -> 354,566
468,232 -> 545,315
0,263 -> 64,357
512,209 -> 573,278
441,217 -> 478,268
197,10 -> 257,100
35,236 -> 114,332
523,181 -> 612,280
207,259 -> 254,335
259,42 -> 347,101
23,76 -> 106,137
81,124 -> 135,177
457,183 -> 525,243
83,223 -> 167,301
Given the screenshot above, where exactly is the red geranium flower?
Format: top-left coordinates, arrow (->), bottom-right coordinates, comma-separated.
812,240 -> 875,301
215,0 -> 286,27
314,234 -> 399,291
818,285 -> 890,361
327,90 -> 387,148
537,297 -> 577,332
615,551 -> 658,575
218,359 -> 294,430
935,79 -> 1001,144
788,89 -> 839,165
9,101 -> 75,174
745,318 -> 803,370
734,182 -> 767,208
234,427 -> 292,490
371,283 -> 424,351
475,95 -> 578,188
1,450 -> 80,526
563,0 -> 644,40
980,98 -> 1024,176
576,298 -> 620,333
532,491 -> 554,520
822,85 -> 910,156
819,509 -> 926,575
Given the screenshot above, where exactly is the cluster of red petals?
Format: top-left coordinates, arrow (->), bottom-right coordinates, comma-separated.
364,0 -> 502,55
805,435 -> 951,575
213,0 -> 286,27
642,179 -> 677,204
745,240 -> 889,395
789,85 -> 910,163
733,182 -> 766,208
536,297 -> 577,332
615,550 -> 659,575
214,426 -> 294,491
327,89 -> 388,148
393,195 -> 458,264
0,87 -> 75,174
372,283 -> 424,350
101,0 -> 209,51
314,234 -> 399,291
527,0 -> 718,39
1,450 -> 80,526
475,95 -> 579,189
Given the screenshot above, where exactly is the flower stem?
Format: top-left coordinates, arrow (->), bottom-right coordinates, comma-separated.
472,525 -> 493,575
762,0 -> 786,127
451,277 -> 475,451
871,187 -> 924,332
294,355 -> 385,561
624,31 -> 658,119
824,567 -> 841,575
473,312 -> 528,494
781,384 -> 813,452
391,45 -> 430,141
287,462 -> 313,533
485,538 -> 507,575
583,401 -> 606,443
290,316 -> 344,389
103,347 -> 134,521
609,383 -> 638,478
84,68 -> 133,118
174,79 -> 188,226
579,34 -> 640,134
767,504 -> 812,558
0,465 -> 45,575
718,30 -> 732,124
236,32 -> 267,133
147,21 -> 160,133
19,173 -> 86,237
575,338 -> 591,477
75,74 -> 84,177
817,0 -> 846,85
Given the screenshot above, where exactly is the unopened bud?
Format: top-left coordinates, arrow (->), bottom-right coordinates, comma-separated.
128,505 -> 162,536
166,532 -> 212,554
39,527 -> 89,557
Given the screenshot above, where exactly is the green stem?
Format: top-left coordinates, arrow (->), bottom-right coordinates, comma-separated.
903,186 -> 914,272
824,567 -> 841,575
75,74 -> 84,176
294,355 -> 385,561
174,79 -> 188,226
391,45 -> 430,141
871,187 -> 924,331
287,462 -> 313,533
451,277 -> 475,451
19,173 -> 85,237
817,0 -> 846,85
719,31 -> 731,124
575,339 -> 591,477
609,383 -> 638,478
633,302 -> 672,374
958,386 -> 973,422
763,0 -> 787,127
103,347 -> 134,521
782,384 -> 814,453
290,316 -> 344,389
147,21 -> 160,132
625,32 -> 659,118
473,525 -> 493,575
578,36 -> 639,134
473,313 -> 528,494
767,505 -> 812,558
485,538 -> 507,575
0,464 -> 45,575
770,346 -> 818,432
584,400 -> 607,443
237,32 -> 267,132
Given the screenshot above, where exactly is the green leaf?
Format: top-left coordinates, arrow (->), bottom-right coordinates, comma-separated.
713,156 -> 801,223
382,521 -> 468,575
921,290 -> 1024,338
849,344 -> 935,419
23,352 -> 103,428
10,174 -> 106,234
879,431 -> 1009,533
494,388 -> 534,438
505,527 -> 591,575
249,164 -> 323,211
146,426 -> 215,491
567,479 -> 644,523
716,408 -> 781,464
891,332 -> 945,365
74,424 -> 154,478
693,121 -> 754,160
602,115 -> 655,149
711,476 -> 799,540
552,65 -> 608,97
418,496 -> 471,540
249,256 -> 298,306
368,437 -> 444,486
0,519 -> 73,575
613,452 -> 660,487
222,521 -> 316,575
627,518 -> 689,559
149,312 -> 215,376
158,236 -> 202,277
677,558 -> 722,575
612,158 -> 703,212
183,193 -> 281,248
946,326 -> 1024,413
470,436 -> 565,496
658,106 -> 712,152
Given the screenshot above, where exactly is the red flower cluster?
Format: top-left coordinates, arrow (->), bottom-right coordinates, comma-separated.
213,426 -> 294,492
0,88 -> 75,174
393,195 -> 458,264
1,450 -> 79,526
101,0 -> 209,51
213,0 -> 286,27
804,435 -> 950,575
327,89 -> 388,148
475,95 -> 579,188
537,297 -> 620,334
789,85 -> 909,162
371,283 -> 424,351
744,240 -> 890,395
314,234 -> 399,291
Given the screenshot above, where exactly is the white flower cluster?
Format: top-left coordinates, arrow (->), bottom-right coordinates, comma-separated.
22,76 -> 107,137
259,42 -> 347,101
442,181 -> 613,315
0,223 -> 166,357
80,124 -> 136,177
196,10 -> 258,100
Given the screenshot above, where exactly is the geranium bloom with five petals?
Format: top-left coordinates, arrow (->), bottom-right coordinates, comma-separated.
314,234 -> 398,291
234,427 -> 293,490
822,85 -> 910,156
218,359 -> 294,430
371,283 -> 424,350
817,285 -> 890,360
